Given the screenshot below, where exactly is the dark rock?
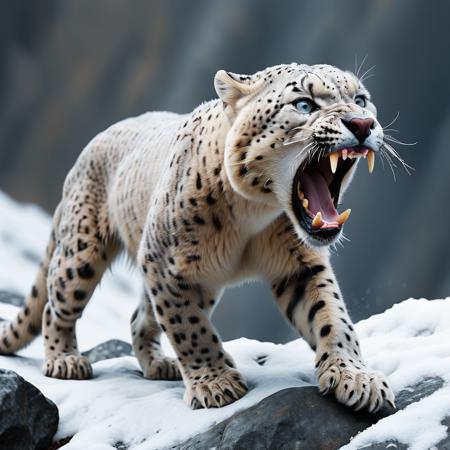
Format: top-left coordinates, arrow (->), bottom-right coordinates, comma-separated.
173,387 -> 387,450
0,369 -> 59,450
395,376 -> 443,410
82,339 -> 133,363
0,290 -> 25,307
172,377 -> 445,450
363,377 -> 445,449
371,414 -> 450,450
255,355 -> 268,366
360,442 -> 408,449
46,436 -> 73,450
436,417 -> 450,449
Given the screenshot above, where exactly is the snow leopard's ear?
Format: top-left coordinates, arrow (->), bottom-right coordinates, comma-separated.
214,70 -> 265,113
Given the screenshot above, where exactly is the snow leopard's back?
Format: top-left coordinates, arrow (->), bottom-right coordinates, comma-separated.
65,110 -> 185,256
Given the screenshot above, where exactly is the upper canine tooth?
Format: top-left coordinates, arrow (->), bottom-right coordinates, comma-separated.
367,150 -> 375,174
297,182 -> 304,199
329,152 -> 339,174
341,149 -> 348,160
311,211 -> 324,228
337,208 -> 351,225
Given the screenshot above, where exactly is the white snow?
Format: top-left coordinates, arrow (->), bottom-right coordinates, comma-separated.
0,190 -> 449,450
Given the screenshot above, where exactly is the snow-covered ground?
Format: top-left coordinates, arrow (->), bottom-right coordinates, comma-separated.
0,190 -> 450,450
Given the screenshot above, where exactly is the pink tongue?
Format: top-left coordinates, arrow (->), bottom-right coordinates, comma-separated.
299,170 -> 339,223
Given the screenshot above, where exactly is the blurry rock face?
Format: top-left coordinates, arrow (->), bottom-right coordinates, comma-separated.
0,369 -> 59,450
1,0 -> 450,342
172,377 -> 444,450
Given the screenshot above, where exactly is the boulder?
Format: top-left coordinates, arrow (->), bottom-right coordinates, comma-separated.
363,377 -> 444,449
82,339 -> 133,363
173,377 -> 444,450
436,417 -> 450,449
0,290 -> 24,307
0,369 -> 59,450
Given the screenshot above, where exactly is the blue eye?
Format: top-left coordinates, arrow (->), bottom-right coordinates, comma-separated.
355,95 -> 367,107
294,99 -> 315,114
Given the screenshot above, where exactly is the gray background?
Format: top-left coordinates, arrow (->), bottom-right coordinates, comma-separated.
1,0 -> 449,342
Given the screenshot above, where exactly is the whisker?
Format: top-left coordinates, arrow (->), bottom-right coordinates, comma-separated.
288,125 -> 316,133
283,128 -> 315,146
382,141 -> 414,173
329,243 -> 339,255
382,111 -> 400,129
378,152 -> 386,170
384,135 -> 417,146
360,73 -> 376,83
356,54 -> 368,78
383,128 -> 399,133
283,135 -> 313,146
380,150 -> 397,181
360,64 -> 376,83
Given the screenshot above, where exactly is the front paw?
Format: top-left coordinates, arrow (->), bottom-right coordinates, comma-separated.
316,352 -> 395,412
184,367 -> 248,409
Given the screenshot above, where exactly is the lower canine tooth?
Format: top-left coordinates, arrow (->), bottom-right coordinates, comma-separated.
337,208 -> 351,225
367,150 -> 375,174
302,198 -> 309,209
311,211 -> 324,228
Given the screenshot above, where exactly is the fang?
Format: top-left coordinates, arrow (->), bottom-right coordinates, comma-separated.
367,150 -> 375,174
329,152 -> 339,174
337,209 -> 351,225
311,211 -> 324,228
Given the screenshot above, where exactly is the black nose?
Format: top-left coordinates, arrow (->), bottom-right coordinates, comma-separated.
342,118 -> 374,143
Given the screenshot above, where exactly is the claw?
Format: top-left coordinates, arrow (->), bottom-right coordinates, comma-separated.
387,399 -> 396,409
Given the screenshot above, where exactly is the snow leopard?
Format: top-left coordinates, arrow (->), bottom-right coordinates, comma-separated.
0,63 -> 396,412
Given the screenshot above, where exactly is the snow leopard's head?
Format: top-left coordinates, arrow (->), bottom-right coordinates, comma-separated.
215,63 -> 397,247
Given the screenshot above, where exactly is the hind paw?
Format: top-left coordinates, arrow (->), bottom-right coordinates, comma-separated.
142,357 -> 182,380
43,354 -> 93,380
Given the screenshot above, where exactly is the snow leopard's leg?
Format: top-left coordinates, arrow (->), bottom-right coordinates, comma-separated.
130,291 -> 181,380
271,264 -> 394,411
253,219 -> 395,413
42,198 -> 120,380
139,261 -> 246,409
0,204 -> 61,354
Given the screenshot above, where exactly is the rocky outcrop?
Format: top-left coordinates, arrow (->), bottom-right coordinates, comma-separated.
172,377 -> 444,450
0,290 -> 24,307
0,369 -> 59,450
82,339 -> 133,363
361,377 -> 445,449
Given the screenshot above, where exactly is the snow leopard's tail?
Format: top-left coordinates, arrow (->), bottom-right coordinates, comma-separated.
0,204 -> 61,354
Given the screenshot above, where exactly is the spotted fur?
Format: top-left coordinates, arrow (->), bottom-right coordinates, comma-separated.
0,63 -> 394,411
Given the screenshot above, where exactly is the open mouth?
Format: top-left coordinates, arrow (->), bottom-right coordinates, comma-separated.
291,146 -> 375,242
